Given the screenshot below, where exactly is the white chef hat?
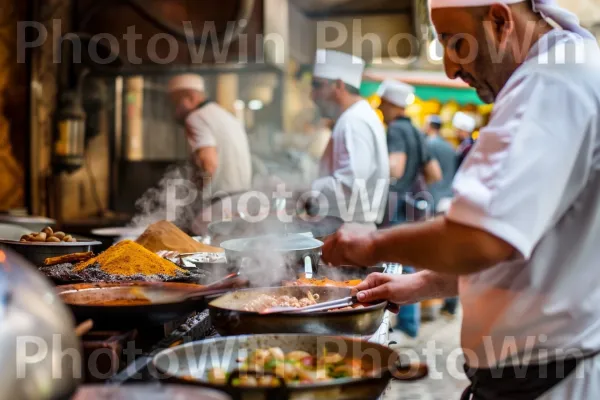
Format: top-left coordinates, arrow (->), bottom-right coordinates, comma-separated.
378,80 -> 416,108
429,0 -> 594,41
168,74 -> 205,93
313,49 -> 366,90
426,114 -> 442,126
452,112 -> 476,133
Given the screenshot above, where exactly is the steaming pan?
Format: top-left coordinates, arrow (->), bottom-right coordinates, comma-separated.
56,281 -> 238,329
209,286 -> 387,336
152,334 -> 397,400
208,215 -> 344,242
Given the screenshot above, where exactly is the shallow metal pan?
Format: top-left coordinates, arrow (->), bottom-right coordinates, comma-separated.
208,286 -> 387,336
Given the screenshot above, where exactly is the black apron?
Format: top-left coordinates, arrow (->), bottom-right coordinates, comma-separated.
460,350 -> 600,400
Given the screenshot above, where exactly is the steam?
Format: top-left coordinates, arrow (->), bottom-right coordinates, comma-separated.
239,248 -> 292,287
127,160 -> 326,288
129,163 -> 201,232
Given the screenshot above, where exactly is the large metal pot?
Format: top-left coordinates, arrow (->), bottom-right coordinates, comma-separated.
0,248 -> 81,400
152,334 -> 398,400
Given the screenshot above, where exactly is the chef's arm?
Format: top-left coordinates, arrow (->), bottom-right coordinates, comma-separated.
413,270 -> 459,300
371,217 -> 515,275
389,153 -> 407,179
192,147 -> 218,180
353,269 -> 458,305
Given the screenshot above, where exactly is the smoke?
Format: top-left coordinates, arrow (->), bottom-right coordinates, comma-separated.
129,163 -> 201,231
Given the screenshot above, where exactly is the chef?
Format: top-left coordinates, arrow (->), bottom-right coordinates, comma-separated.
452,111 -> 477,167
168,74 -> 253,202
308,49 -> 389,226
322,0 -> 600,398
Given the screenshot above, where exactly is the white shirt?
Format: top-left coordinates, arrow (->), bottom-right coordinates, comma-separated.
313,100 -> 389,223
447,30 -> 600,372
186,102 -> 252,200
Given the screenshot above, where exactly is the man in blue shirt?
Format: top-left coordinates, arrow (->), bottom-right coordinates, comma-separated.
377,81 -> 441,226
424,115 -> 457,214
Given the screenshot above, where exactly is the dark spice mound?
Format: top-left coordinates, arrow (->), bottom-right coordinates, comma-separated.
40,262 -> 196,283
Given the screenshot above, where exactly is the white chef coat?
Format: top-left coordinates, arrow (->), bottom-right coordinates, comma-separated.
447,29 -> 600,388
313,100 -> 389,224
185,102 -> 252,200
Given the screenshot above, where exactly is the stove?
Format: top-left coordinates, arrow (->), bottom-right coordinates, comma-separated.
107,311 -> 214,384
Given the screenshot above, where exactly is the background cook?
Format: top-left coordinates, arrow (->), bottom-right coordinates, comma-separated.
307,49 -> 390,227
168,74 -> 252,200
168,74 -> 253,231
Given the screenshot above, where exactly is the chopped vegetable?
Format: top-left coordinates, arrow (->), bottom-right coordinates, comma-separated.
207,368 -> 227,385
207,347 -> 367,387
286,351 -> 312,362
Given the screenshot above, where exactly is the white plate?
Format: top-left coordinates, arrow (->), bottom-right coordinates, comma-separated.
91,227 -> 145,237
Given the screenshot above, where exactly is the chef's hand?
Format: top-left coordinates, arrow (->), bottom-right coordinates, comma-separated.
321,224 -> 378,267
352,273 -> 418,311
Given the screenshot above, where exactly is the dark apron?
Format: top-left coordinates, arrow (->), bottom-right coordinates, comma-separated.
460,351 -> 600,400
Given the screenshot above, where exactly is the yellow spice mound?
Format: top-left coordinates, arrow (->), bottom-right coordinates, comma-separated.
74,240 -> 186,277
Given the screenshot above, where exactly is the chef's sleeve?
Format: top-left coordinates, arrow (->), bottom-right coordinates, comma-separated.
185,113 -> 217,151
446,74 -> 591,259
313,119 -> 376,198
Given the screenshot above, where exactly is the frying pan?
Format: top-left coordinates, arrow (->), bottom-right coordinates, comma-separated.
152,334 -> 398,400
208,215 -> 344,242
56,281 -> 241,329
208,286 -> 387,336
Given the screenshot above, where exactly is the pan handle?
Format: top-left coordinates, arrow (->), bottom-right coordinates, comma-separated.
300,251 -> 320,277
226,369 -> 289,400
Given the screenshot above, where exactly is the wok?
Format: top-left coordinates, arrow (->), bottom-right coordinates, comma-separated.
208,215 -> 344,242
209,286 -> 387,336
56,281 -> 238,329
152,334 -> 398,400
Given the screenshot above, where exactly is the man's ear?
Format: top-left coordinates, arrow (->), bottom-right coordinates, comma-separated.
487,3 -> 514,45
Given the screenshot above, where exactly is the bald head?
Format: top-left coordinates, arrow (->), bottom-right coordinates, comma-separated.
431,1 -> 551,103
